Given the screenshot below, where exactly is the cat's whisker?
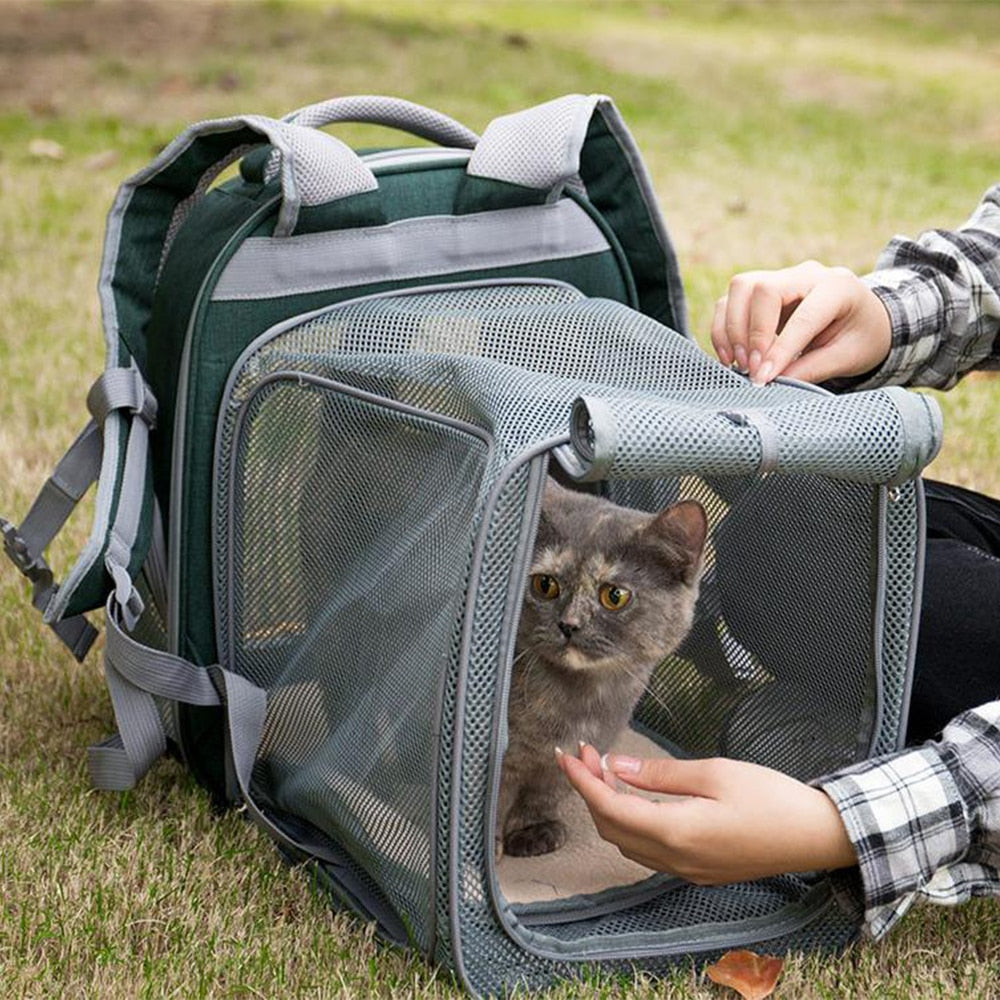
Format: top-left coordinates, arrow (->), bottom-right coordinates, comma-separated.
618,662 -> 678,726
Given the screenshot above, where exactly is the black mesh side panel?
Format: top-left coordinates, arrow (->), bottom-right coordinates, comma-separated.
631,474 -> 879,779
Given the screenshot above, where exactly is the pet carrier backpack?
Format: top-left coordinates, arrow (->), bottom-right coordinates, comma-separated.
4,94 -> 943,995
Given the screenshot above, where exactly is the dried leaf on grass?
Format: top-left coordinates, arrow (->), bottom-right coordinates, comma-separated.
705,949 -> 784,999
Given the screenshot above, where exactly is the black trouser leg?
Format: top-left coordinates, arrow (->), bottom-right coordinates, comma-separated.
906,480 -> 1000,744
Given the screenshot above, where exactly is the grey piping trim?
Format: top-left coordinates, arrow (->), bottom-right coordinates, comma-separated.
594,101 -> 690,336
484,452 -> 548,911
447,433 -> 568,987
210,201 -> 611,302
510,880 -> 836,963
868,485 -> 889,759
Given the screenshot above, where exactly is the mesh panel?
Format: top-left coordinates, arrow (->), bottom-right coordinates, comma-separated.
222,374 -> 489,950
634,473 -> 878,778
213,281 -> 920,987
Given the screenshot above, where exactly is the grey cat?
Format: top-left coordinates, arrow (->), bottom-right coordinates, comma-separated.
498,479 -> 707,858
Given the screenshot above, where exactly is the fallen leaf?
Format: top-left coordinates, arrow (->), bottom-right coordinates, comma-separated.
28,138 -> 65,161
705,949 -> 784,1000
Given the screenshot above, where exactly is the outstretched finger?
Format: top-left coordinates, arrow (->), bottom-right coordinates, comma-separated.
755,272 -> 853,382
557,747 -> 622,808
603,754 -> 718,798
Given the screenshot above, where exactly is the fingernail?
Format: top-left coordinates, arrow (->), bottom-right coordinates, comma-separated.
578,740 -> 588,752
717,346 -> 732,367
749,349 -> 761,372
607,754 -> 641,775
752,361 -> 774,387
599,753 -> 610,771
554,746 -> 564,758
733,345 -> 748,371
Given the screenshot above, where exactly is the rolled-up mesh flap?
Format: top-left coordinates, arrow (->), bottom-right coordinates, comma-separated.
563,384 -> 943,486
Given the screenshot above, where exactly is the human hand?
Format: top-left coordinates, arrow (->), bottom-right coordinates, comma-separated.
556,743 -> 857,884
710,260 -> 892,386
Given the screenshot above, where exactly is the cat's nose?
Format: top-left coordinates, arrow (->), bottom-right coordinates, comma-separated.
558,620 -> 579,639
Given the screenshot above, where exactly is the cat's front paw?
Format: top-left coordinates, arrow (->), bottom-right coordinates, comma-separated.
503,820 -> 566,857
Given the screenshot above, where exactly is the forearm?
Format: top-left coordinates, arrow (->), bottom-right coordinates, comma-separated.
816,701 -> 1000,938
851,185 -> 1000,390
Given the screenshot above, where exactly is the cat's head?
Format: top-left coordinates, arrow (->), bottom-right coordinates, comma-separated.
518,480 -> 707,676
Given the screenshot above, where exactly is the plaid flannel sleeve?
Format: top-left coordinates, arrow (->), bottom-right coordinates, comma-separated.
817,702 -> 1000,939
848,184 -> 1000,390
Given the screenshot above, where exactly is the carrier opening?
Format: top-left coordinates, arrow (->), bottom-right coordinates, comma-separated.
492,460 -> 880,934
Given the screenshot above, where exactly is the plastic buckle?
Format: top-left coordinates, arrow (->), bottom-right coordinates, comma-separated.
1,517 -> 54,592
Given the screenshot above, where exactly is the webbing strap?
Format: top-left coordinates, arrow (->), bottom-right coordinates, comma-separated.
217,669 -> 408,942
2,366 -> 158,660
86,366 -> 158,428
89,616 -> 407,941
1,420 -> 103,661
88,595 -> 222,790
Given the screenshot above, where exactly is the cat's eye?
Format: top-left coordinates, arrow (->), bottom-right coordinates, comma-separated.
531,574 -> 561,600
598,583 -> 632,611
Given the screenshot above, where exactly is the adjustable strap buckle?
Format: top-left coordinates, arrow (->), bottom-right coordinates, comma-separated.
2,514 -> 97,660
1,516 -> 54,604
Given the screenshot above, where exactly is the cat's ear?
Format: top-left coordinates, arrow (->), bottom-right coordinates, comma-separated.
646,500 -> 708,584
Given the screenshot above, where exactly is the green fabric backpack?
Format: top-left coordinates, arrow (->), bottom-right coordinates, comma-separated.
3,94 -> 942,995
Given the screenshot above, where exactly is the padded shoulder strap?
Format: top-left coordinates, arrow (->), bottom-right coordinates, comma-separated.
466,94 -> 688,333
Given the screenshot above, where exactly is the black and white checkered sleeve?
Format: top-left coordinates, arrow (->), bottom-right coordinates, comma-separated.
817,702 -> 1000,938
851,184 -> 1000,390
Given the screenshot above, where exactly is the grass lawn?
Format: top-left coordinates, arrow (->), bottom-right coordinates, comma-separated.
2,1 -> 999,996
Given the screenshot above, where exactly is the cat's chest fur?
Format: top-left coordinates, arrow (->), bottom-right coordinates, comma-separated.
507,649 -> 649,751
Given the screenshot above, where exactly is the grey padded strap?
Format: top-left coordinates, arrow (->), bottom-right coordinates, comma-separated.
88,365 -> 159,630
467,93 -> 606,199
103,412 -> 152,630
